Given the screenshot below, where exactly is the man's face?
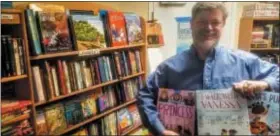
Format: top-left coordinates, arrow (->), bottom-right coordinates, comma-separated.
191,9 -> 225,49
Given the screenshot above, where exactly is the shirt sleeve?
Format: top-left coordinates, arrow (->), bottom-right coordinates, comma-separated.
136,64 -> 167,135
246,54 -> 280,92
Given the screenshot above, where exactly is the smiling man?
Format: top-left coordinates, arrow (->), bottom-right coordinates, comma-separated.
137,2 -> 279,136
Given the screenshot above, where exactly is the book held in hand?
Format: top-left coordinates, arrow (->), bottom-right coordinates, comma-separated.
196,89 -> 251,135
248,91 -> 279,136
157,88 -> 195,136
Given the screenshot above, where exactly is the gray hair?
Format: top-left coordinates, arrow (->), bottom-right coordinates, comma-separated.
192,2 -> 228,20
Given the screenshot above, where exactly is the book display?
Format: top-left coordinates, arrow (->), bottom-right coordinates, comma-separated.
1,2 -> 147,135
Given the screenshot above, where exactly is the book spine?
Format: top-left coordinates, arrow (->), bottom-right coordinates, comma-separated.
74,61 -> 83,89
12,38 -> 21,76
62,60 -> 72,94
135,50 -> 142,72
7,37 -> 16,76
32,66 -> 46,102
44,61 -> 55,99
1,36 -> 9,77
93,60 -> 102,84
106,56 -> 113,80
97,57 -> 106,83
57,60 -> 67,95
51,67 -> 60,97
17,39 -> 26,74
25,9 -> 42,55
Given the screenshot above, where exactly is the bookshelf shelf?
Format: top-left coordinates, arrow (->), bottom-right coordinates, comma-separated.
29,43 -> 145,61
147,44 -> 164,48
250,48 -> 279,52
35,72 -> 145,107
1,9 -> 22,13
1,75 -> 28,83
59,99 -> 137,135
122,123 -> 143,135
1,113 -> 30,127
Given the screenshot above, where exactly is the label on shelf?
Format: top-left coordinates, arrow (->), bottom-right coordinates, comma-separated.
1,14 -> 13,19
78,49 -> 100,56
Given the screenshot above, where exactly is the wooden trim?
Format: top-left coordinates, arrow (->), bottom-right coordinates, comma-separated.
1,9 -> 22,13
250,48 -> 280,51
29,44 -> 145,60
1,75 -> 28,83
147,44 -> 164,48
122,123 -> 143,136
1,114 -> 30,127
35,72 -> 145,107
59,99 -> 137,135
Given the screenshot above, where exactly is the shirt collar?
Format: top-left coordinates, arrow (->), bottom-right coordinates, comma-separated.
189,44 -> 220,61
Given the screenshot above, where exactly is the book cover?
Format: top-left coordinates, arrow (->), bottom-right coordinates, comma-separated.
37,11 -> 73,53
36,110 -> 48,135
127,104 -> 141,127
107,11 -> 128,47
25,9 -> 42,56
248,91 -> 279,135
64,100 -> 84,127
157,88 -> 195,136
80,95 -> 95,118
124,13 -> 143,44
44,103 -> 67,135
117,108 -> 133,134
196,89 -> 251,135
72,15 -> 106,50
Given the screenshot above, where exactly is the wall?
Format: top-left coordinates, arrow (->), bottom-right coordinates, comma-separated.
146,2 -> 240,74
13,2 -> 149,19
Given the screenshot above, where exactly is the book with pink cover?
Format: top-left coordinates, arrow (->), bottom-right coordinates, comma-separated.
157,88 -> 195,136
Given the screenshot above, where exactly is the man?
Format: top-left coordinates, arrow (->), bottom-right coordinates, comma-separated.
137,2 -> 279,136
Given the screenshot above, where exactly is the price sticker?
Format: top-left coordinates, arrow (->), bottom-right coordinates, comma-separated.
78,49 -> 100,56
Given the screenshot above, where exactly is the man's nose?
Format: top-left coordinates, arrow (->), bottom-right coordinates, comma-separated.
205,23 -> 214,30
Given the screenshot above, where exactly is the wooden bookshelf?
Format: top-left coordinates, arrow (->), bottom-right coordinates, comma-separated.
59,99 -> 137,135
1,114 -> 30,127
29,43 -> 144,60
147,44 -> 164,48
5,2 -> 148,135
122,123 -> 143,135
1,75 -> 28,83
1,8 -> 35,134
35,72 -> 144,107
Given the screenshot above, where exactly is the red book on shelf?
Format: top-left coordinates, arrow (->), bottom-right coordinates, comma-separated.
1,99 -> 32,114
57,60 -> 67,95
107,11 -> 128,47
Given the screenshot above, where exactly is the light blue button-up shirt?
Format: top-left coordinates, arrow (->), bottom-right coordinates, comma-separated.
137,45 -> 279,135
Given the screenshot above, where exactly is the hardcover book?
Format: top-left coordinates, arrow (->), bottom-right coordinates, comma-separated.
107,11 -> 128,47
157,88 -> 195,136
37,11 -> 73,53
248,91 -> 279,135
44,103 -> 67,135
72,15 -> 106,50
196,89 -> 251,135
124,13 -> 143,44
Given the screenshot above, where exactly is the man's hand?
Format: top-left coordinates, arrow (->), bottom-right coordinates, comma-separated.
233,80 -> 269,99
162,130 -> 179,136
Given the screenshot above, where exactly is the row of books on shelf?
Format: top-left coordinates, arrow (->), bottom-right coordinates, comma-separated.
157,88 -> 279,135
251,23 -> 279,48
1,100 -> 31,122
36,100 -> 141,135
1,119 -> 34,136
1,35 -> 26,78
25,3 -> 144,56
1,99 -> 33,136
259,53 -> 280,65
242,3 -> 279,17
32,49 -> 142,102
